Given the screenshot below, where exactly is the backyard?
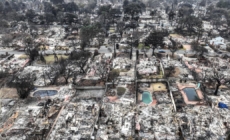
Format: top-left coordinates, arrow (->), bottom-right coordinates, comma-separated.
37,55 -> 69,64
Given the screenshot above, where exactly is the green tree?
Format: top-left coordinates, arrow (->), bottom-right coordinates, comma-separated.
80,24 -> 100,50
116,21 -> 125,37
64,13 -> 78,25
178,4 -> 194,17
26,9 -> 36,22
216,0 -> 230,9
146,0 -> 160,8
174,0 -> 178,5
109,8 -> 121,24
177,16 -> 203,36
0,2 -> 3,14
124,2 -> 142,20
50,0 -> 64,4
123,0 -> 129,8
44,13 -> 56,25
145,31 -> 169,56
63,2 -> 78,13
98,5 -> 111,24
199,0 -> 206,7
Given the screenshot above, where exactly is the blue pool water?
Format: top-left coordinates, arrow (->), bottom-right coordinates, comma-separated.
33,90 -> 57,97
142,91 -> 152,104
183,88 -> 199,101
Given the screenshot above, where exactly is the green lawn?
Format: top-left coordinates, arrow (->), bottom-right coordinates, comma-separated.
37,55 -> 69,64
109,27 -> 115,33
109,29 -> 115,33
138,43 -> 145,49
138,43 -> 149,49
18,54 -> 29,59
117,87 -> 126,96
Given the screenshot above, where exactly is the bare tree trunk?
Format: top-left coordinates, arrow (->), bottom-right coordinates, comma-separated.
214,79 -> 221,96
130,45 -> 132,59
112,81 -> 115,88
64,77 -> 68,84
172,52 -> 175,58
152,47 -> 155,56
114,42 -> 116,58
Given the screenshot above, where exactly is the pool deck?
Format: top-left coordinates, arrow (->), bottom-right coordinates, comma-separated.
177,83 -> 204,105
138,83 -> 167,106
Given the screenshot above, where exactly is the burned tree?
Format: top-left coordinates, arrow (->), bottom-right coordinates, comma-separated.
97,33 -> 105,48
72,71 -> 79,85
202,66 -> 226,96
108,70 -> 119,87
0,71 -> 8,79
165,66 -> 176,78
53,52 -> 59,62
58,57 -> 72,84
2,34 -> 13,48
40,54 -> 46,64
63,68 -> 72,84
44,65 -> 59,85
24,36 -> 33,53
76,59 -> 88,73
9,73 -> 35,99
169,38 -> 179,58
191,41 -> 208,58
212,69 -> 225,96
95,60 -> 109,82
124,2 -> 143,20
29,48 -> 39,62
69,50 -> 91,74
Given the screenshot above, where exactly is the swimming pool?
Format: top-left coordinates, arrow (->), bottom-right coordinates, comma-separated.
142,91 -> 152,104
33,90 -> 58,97
183,88 -> 199,101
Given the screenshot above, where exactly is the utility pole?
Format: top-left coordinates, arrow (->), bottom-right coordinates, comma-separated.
130,34 -> 133,59
110,33 -> 120,58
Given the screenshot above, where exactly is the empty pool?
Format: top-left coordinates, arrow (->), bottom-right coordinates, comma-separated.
142,91 -> 152,104
183,88 -> 199,101
33,90 -> 57,97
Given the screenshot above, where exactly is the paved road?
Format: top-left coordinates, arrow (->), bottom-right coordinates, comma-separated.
0,47 -> 227,58
0,47 -> 112,56
0,50 -> 25,55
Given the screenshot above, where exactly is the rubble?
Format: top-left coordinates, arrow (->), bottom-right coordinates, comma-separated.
1,0 -> 230,139
49,99 -> 99,140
